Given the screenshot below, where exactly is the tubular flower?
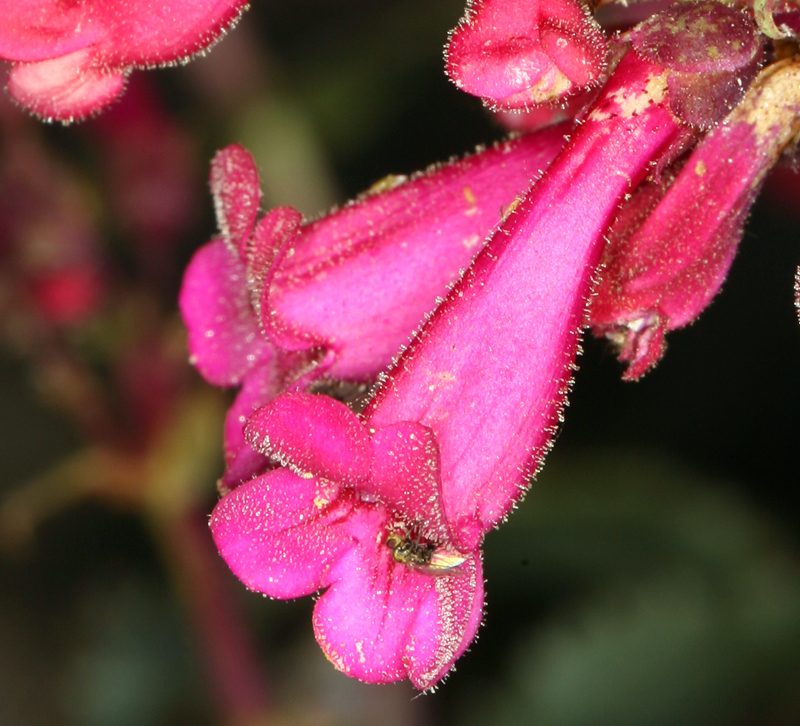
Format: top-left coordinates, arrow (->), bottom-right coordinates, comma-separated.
446,0 -> 608,109
0,0 -> 248,122
210,47 -> 690,688
179,130 -> 568,482
591,58 -> 800,379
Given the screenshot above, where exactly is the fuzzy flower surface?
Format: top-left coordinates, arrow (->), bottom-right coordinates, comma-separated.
0,0 -> 248,121
179,132 -> 567,484
592,58 -> 800,379
446,0 -> 608,108
209,46 -> 689,689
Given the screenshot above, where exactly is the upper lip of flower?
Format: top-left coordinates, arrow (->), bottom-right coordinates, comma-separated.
179,129 -> 569,471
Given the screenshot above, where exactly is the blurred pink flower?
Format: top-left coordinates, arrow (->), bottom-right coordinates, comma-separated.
26,268 -> 105,326
210,46 -> 687,688
0,0 -> 248,121
0,113 -> 106,329
87,76 -> 199,281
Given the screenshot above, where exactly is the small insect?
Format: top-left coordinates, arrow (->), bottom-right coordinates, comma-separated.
366,173 -> 408,196
385,527 -> 469,576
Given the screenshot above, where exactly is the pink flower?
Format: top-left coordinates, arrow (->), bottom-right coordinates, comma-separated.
27,268 -> 105,326
179,131 -> 567,482
445,0 -> 608,109
210,47 -> 688,688
0,0 -> 248,122
591,58 -> 800,379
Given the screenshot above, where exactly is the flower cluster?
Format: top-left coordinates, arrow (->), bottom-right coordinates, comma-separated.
180,0 -> 800,690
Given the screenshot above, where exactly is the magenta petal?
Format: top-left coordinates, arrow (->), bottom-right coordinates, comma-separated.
404,552 -> 484,690
313,508 -> 482,688
369,422 -> 448,542
220,445 -> 272,492
270,128 -> 568,379
540,19 -> 603,87
245,392 -> 372,485
0,2 -> 97,62
223,363 -> 282,463
179,239 -> 271,387
222,351 -> 340,488
7,50 -> 127,122
368,51 -> 684,549
314,527 -> 417,683
210,145 -> 261,258
250,207 -> 309,348
220,349 -> 336,489
95,0 -> 249,67
210,469 -> 355,598
0,0 -> 247,67
0,0 -> 248,119
446,0 -> 607,108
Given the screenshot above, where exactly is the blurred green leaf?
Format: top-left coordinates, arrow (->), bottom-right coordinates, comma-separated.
462,449 -> 800,726
63,577 -> 209,726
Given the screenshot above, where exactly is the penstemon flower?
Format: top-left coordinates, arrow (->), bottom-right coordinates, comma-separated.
179,130 -> 568,485
0,0 -> 248,121
209,45 -> 691,689
187,0 -> 800,694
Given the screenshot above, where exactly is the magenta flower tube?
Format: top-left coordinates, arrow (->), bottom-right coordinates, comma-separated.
180,128 -> 568,472
210,47 -> 689,689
